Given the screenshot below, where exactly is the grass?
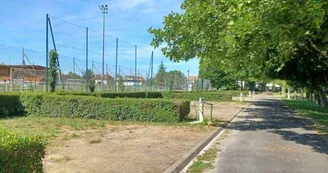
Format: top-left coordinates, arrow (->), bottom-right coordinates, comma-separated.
187,130 -> 231,173
0,116 -> 213,140
282,99 -> 328,132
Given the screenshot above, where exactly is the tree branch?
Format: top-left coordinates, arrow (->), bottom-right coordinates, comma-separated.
308,39 -> 328,58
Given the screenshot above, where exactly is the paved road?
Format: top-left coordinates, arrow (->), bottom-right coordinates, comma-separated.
209,95 -> 328,173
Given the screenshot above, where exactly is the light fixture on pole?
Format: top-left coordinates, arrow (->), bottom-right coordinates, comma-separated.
99,4 -> 108,91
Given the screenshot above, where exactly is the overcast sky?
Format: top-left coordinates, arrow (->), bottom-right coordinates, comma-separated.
0,0 -> 199,77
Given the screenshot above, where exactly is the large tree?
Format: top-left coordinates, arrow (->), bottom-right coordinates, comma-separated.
149,0 -> 328,106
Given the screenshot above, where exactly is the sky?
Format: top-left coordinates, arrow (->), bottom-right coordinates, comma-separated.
0,0 -> 199,77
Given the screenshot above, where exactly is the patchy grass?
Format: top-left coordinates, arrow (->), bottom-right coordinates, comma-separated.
0,116 -> 211,140
187,130 -> 231,173
89,139 -> 102,144
188,161 -> 214,173
282,99 -> 328,132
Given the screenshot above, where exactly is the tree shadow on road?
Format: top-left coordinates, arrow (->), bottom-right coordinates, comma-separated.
226,98 -> 328,155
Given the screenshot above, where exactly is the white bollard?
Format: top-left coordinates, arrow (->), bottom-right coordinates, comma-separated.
287,88 -> 291,99
252,90 -> 255,96
199,98 -> 204,122
240,92 -> 243,102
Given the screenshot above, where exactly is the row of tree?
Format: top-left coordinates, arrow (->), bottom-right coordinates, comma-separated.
149,0 -> 328,107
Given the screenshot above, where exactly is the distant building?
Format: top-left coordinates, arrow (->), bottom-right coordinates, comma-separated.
93,74 -> 114,85
122,76 -> 145,86
0,65 -> 46,83
187,76 -> 199,91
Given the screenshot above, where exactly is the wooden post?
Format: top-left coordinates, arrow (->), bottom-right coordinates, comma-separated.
199,98 -> 204,122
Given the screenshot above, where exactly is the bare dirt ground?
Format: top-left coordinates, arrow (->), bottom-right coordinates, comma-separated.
43,102 -> 245,173
44,125 -> 214,173
189,102 -> 245,121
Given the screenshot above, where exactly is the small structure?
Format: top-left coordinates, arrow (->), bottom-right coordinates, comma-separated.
93,74 -> 114,85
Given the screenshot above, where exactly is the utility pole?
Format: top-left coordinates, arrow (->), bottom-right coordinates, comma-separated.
99,4 -> 108,91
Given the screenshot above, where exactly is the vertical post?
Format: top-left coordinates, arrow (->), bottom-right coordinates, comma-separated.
22,47 -> 25,91
210,104 -> 213,122
135,45 -> 137,91
86,27 -> 88,71
101,13 -> 105,91
46,14 -> 49,92
86,27 -> 88,92
199,98 -> 204,122
10,67 -> 12,91
150,51 -> 154,91
73,57 -> 75,75
240,92 -> 243,102
106,63 -> 108,87
115,38 -> 118,92
287,88 -> 291,99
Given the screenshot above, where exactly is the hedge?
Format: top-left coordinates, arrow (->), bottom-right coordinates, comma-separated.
25,94 -> 189,122
162,91 -> 249,101
55,91 -> 163,99
0,93 -> 189,122
0,130 -> 45,173
0,93 -> 23,117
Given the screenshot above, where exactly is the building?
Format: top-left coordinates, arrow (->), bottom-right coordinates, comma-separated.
187,76 -> 199,91
122,76 -> 145,86
0,65 -> 46,83
93,74 -> 114,85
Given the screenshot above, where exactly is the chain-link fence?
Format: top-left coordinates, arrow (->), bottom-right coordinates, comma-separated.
0,14 -> 213,93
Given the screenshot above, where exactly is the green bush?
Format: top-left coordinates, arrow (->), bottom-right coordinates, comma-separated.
55,91 -> 164,99
162,91 -> 248,101
0,93 -> 23,117
23,94 -> 189,122
0,130 -> 45,173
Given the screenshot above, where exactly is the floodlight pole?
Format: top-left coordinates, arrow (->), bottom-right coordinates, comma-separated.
99,4 -> 108,91
46,14 -> 49,92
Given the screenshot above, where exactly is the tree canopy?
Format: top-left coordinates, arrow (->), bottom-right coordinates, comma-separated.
149,0 -> 328,106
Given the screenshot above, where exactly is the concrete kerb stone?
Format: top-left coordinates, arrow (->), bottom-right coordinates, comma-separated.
163,103 -> 250,173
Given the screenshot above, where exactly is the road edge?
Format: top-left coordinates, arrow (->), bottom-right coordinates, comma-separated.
163,103 -> 250,173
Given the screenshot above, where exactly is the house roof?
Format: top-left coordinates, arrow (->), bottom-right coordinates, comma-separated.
188,76 -> 198,81
93,74 -> 114,80
0,65 -> 46,70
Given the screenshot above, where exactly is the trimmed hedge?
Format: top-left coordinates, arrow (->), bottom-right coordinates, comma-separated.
55,91 -> 163,99
23,94 -> 189,122
0,93 -> 189,122
0,93 -> 23,117
162,91 -> 249,101
0,130 -> 45,173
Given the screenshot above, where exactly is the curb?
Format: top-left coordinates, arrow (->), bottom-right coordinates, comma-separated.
163,103 -> 249,173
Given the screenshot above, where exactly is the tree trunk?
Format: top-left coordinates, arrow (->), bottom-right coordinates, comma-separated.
315,86 -> 328,107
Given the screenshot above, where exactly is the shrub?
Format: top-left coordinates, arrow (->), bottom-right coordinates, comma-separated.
162,91 -> 248,101
0,93 -> 22,117
23,94 -> 189,122
55,91 -> 164,99
0,130 -> 45,173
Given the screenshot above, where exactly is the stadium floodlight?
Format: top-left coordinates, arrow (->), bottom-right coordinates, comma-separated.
99,4 -> 108,91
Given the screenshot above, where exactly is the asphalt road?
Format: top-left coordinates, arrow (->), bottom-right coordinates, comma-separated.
209,95 -> 328,173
